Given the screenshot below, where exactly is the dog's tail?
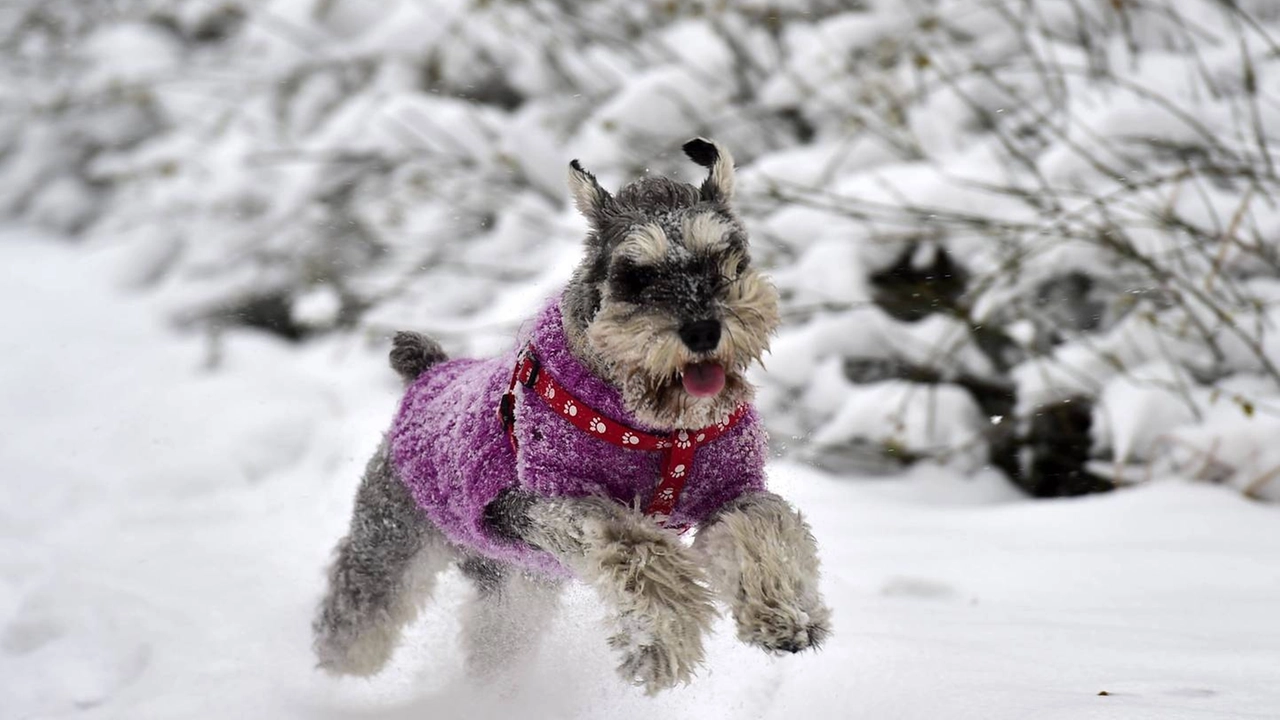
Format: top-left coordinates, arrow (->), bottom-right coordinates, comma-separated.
389,331 -> 447,384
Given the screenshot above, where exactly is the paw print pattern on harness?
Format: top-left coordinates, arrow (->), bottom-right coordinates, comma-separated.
499,345 -> 750,527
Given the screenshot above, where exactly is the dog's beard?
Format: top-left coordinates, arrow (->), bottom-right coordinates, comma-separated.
585,275 -> 779,430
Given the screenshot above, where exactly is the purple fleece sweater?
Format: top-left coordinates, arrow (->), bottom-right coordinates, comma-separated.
387,297 -> 769,577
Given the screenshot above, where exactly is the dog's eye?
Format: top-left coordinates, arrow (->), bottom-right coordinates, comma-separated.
613,262 -> 658,298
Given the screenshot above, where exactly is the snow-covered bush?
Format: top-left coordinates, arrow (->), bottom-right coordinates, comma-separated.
747,0 -> 1280,501
4,0 -> 1280,501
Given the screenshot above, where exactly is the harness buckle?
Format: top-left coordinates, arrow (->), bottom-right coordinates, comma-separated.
498,392 -> 516,431
520,353 -> 541,389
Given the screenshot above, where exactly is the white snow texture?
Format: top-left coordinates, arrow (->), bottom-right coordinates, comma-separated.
3,0 -> 1280,717
3,230 -> 1279,718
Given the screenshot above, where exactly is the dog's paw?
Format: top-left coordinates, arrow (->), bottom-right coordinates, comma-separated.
606,576 -> 717,694
590,523 -> 717,693
608,598 -> 715,695
610,632 -> 695,695
735,593 -> 831,655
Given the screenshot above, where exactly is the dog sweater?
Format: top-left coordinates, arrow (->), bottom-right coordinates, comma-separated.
387,297 -> 769,577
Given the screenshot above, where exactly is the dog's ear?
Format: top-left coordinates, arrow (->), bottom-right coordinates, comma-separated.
568,159 -> 612,224
683,137 -> 735,204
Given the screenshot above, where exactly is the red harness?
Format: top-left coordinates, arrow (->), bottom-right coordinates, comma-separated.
498,346 -> 745,524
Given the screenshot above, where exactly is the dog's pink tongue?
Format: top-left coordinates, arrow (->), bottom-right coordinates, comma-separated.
681,362 -> 726,398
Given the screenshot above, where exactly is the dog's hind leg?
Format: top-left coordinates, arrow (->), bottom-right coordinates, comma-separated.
693,491 -> 831,654
457,556 -> 563,679
313,442 -> 453,676
484,491 -> 717,694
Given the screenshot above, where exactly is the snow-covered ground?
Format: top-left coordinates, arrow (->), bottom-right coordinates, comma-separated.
4,226 -> 1279,720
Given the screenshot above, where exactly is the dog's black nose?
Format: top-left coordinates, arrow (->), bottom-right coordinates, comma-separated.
679,319 -> 721,353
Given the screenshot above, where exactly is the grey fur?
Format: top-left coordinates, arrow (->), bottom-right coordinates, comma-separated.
561,138 -> 779,430
504,492 -> 718,694
313,442 -> 453,675
459,568 -> 563,679
389,331 -> 447,384
567,159 -> 613,223
458,554 -> 508,598
314,139 -> 827,694
560,162 -> 733,346
693,491 -> 831,654
682,137 -> 735,202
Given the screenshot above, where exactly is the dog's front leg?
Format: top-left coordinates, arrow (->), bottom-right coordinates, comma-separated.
694,491 -> 831,654
485,491 -> 717,694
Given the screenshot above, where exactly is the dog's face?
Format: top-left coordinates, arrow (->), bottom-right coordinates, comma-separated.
560,139 -> 780,430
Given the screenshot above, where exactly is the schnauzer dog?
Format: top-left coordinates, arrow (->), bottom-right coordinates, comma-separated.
313,138 -> 830,694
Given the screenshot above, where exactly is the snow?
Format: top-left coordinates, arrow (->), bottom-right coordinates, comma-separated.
11,0 -> 1280,494
811,380 -> 989,470
6,0 -> 1280,713
4,226 -> 1279,719
291,285 -> 343,329
1094,362 -> 1200,465
80,23 -> 183,86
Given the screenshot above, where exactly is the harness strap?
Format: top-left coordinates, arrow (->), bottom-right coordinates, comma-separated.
497,345 -> 744,525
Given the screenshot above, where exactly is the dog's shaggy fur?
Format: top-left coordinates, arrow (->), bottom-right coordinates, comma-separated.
314,139 -> 830,694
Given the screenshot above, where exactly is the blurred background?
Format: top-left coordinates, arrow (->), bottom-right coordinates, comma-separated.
3,1 -> 1280,718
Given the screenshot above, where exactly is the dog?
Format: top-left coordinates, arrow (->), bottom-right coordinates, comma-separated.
313,138 -> 830,694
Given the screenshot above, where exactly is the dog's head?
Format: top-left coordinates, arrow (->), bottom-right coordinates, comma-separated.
560,138 -> 780,430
